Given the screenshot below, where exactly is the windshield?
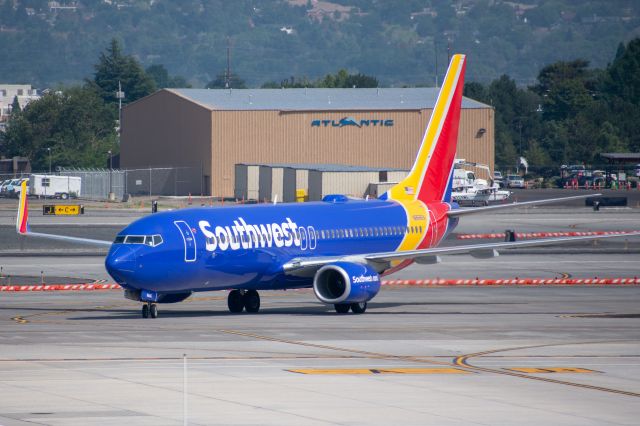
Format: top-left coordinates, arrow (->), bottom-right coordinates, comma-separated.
113,234 -> 164,247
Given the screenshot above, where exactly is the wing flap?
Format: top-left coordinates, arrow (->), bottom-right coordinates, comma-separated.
283,231 -> 640,276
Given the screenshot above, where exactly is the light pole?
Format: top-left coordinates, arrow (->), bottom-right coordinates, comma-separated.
47,147 -> 51,174
108,150 -> 113,200
116,81 -> 125,146
512,117 -> 525,173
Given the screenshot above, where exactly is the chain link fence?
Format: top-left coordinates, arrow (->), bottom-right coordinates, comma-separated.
59,167 -> 202,201
59,168 -> 126,200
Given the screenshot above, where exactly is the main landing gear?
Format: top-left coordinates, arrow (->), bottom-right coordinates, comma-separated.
141,302 -> 158,319
227,289 -> 261,313
334,302 -> 367,314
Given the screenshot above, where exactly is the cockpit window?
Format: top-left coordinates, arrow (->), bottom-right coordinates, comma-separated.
113,234 -> 163,247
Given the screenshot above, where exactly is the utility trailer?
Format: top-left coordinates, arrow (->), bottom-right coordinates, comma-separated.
29,174 -> 81,199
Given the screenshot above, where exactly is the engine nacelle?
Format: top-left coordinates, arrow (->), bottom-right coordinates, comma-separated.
313,262 -> 381,304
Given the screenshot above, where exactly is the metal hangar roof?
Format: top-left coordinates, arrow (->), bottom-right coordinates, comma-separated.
167,88 -> 491,111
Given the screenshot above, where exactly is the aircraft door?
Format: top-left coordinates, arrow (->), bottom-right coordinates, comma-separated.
299,227 -> 308,251
307,226 -> 317,250
174,220 -> 197,262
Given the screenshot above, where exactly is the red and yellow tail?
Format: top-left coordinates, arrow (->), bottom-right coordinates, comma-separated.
384,54 -> 466,203
16,181 -> 29,235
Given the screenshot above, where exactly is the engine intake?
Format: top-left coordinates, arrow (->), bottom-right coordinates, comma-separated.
313,262 -> 381,304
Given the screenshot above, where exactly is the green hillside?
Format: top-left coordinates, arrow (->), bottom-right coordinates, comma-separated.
1,0 -> 638,88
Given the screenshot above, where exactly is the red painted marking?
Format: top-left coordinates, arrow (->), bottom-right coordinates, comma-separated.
457,231 -> 636,240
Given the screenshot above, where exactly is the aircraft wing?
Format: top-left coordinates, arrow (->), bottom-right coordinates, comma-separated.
447,194 -> 599,217
16,181 -> 113,247
283,231 -> 640,275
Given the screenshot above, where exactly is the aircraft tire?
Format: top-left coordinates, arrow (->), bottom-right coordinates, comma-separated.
334,304 -> 350,314
150,304 -> 158,318
243,290 -> 260,313
350,302 -> 367,314
228,290 -> 245,313
142,304 -> 150,318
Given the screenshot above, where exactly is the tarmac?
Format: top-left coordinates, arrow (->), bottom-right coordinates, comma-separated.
1,287 -> 639,425
0,191 -> 639,425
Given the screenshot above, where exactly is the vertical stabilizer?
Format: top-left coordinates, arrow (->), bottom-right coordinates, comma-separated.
384,54 -> 466,203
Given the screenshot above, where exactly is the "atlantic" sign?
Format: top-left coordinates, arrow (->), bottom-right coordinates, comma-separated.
311,116 -> 394,128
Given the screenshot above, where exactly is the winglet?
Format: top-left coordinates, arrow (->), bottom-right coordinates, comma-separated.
16,180 -> 29,235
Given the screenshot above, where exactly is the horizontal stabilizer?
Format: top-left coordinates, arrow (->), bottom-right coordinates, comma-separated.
448,194 -> 601,217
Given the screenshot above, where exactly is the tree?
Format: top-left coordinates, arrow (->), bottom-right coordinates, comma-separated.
10,96 -> 21,115
605,38 -> 640,106
318,69 -> 378,88
146,64 -> 191,89
463,82 -> 487,103
2,87 -> 117,170
206,72 -> 247,89
90,39 -> 156,106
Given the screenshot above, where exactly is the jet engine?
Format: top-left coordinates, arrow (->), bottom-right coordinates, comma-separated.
313,262 -> 381,304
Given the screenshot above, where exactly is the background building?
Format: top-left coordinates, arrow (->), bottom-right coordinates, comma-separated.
121,88 -> 493,197
0,85 -> 40,132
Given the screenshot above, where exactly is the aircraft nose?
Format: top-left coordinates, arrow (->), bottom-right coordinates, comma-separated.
105,245 -> 137,284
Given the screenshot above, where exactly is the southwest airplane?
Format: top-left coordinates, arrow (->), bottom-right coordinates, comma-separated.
16,55 -> 635,318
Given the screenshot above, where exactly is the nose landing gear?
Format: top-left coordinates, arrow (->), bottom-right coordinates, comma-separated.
227,289 -> 261,313
142,302 -> 158,318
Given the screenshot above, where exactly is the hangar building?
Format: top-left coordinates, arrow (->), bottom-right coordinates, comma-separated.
120,88 -> 493,197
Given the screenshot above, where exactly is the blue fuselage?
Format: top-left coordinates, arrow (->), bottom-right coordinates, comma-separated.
105,199 -> 457,294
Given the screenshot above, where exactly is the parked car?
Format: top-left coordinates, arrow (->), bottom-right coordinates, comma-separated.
505,174 -> 525,188
9,178 -> 29,198
0,179 -> 12,197
3,178 -> 23,197
493,171 -> 504,187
